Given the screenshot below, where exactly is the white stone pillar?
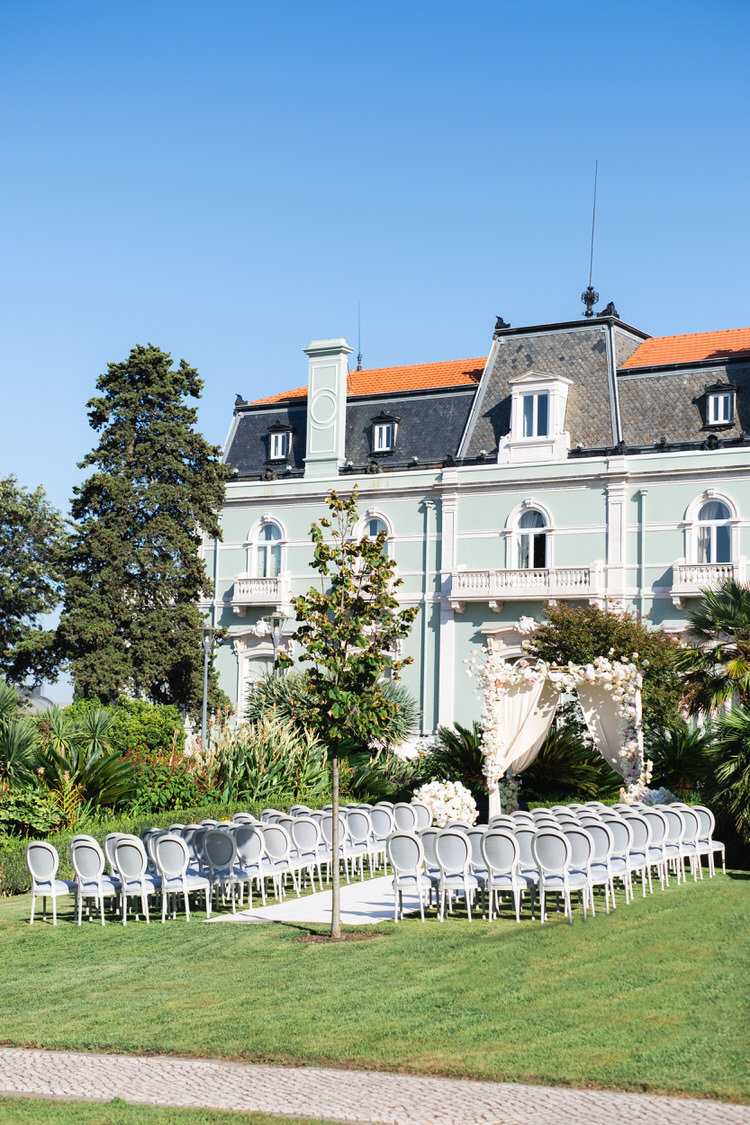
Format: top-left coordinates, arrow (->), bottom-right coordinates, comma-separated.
303,338 -> 352,478
437,486 -> 458,728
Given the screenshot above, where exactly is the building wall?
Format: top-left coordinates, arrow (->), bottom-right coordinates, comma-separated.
204,445 -> 750,727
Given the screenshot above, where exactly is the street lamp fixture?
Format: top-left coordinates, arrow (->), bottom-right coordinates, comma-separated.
263,611 -> 288,675
201,625 -> 217,750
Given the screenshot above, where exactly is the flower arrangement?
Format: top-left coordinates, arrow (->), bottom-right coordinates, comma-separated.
414,779 -> 478,827
392,737 -> 434,762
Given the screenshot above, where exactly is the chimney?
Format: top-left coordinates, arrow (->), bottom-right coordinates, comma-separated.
303,338 -> 352,478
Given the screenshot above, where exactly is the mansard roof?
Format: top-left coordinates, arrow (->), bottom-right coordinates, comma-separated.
621,327 -> 750,370
248,356 -> 485,406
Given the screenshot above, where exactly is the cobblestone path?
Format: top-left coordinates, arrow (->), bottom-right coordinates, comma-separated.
0,1047 -> 748,1124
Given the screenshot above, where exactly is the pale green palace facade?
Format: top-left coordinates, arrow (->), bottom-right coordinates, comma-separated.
202,313 -> 750,730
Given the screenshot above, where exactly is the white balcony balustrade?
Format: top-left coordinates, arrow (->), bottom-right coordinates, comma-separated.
231,574 -> 291,616
450,564 -> 604,611
671,559 -> 746,608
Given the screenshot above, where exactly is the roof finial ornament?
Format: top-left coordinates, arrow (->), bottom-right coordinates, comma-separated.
356,301 -> 363,371
582,160 -> 599,318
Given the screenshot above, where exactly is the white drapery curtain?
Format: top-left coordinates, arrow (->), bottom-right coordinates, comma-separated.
576,682 -> 628,775
487,678 -> 557,816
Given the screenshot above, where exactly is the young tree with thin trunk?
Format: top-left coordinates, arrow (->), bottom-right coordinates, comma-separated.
286,487 -> 419,939
58,344 -> 230,713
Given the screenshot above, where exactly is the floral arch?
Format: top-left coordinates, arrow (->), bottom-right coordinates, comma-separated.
468,651 -> 654,813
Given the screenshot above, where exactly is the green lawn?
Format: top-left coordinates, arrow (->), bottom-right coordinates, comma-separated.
0,874 -> 748,1101
0,1099 -> 335,1124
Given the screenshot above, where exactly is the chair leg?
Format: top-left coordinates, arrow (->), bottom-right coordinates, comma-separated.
29,893 -> 36,926
539,886 -> 546,923
52,894 -> 58,926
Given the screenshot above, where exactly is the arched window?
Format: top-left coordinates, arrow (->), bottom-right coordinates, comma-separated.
517,509 -> 547,569
256,523 -> 282,577
365,516 -> 388,539
697,500 -> 731,564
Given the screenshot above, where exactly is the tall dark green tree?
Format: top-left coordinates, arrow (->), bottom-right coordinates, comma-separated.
0,476 -> 66,685
58,345 -> 230,713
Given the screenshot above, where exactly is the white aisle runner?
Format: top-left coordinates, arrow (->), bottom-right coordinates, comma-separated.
212,874 -> 423,926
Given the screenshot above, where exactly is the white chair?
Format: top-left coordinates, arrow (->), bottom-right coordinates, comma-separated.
434,830 -> 480,921
203,828 -> 244,912
233,824 -> 267,906
640,808 -> 669,889
694,805 -> 726,876
114,835 -> 161,925
386,832 -> 433,922
601,814 -> 635,902
25,841 -> 75,926
513,825 -> 540,919
290,817 -> 325,892
660,807 -> 688,884
393,802 -> 419,831
560,826 -> 596,917
320,813 -> 351,884
531,828 -> 591,925
346,809 -> 377,879
261,824 -> 300,899
411,800 -> 432,829
621,813 -> 652,895
481,829 -> 525,922
154,834 -> 211,922
370,806 -> 394,868
678,807 -> 703,881
579,821 -> 616,912
70,837 -> 121,926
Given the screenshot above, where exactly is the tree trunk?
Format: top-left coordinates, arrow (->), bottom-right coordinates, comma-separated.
330,751 -> 341,939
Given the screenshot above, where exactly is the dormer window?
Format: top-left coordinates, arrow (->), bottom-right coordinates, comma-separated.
498,370 -> 571,465
267,421 -> 293,461
706,384 -> 736,427
370,411 -> 399,456
522,392 -> 549,438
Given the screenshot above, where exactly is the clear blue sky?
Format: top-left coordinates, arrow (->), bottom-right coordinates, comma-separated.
1,2 -> 748,505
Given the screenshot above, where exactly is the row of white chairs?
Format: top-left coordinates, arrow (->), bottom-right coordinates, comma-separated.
386,801 -> 726,925
24,797 -> 434,925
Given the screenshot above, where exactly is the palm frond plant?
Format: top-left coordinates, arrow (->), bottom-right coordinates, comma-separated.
38,706 -> 134,808
0,679 -> 22,723
0,717 -> 42,786
646,720 -> 714,794
676,579 -> 750,715
426,722 -> 486,799
707,705 -> 750,842
521,724 -> 621,800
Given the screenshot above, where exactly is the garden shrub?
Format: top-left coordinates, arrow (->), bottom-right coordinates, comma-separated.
125,743 -> 204,813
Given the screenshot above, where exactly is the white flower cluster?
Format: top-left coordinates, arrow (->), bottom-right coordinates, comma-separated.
497,773 -> 521,812
392,737 -> 435,762
621,782 -> 676,805
414,779 -> 478,827
465,654 -> 548,791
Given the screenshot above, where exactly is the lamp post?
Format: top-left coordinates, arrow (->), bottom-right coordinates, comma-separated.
263,611 -> 288,676
201,626 -> 214,749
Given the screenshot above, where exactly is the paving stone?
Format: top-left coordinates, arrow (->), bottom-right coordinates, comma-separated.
0,1048 -> 748,1125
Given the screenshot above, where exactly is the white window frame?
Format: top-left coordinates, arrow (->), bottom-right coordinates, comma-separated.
522,392 -> 549,438
246,517 -> 286,579
269,430 -> 290,460
707,391 -> 733,426
498,370 -> 572,464
504,499 -> 554,571
373,423 -> 394,452
681,491 -> 740,565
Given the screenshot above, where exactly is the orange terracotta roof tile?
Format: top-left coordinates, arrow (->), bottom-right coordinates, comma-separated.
621,328 -> 750,370
248,357 -> 486,406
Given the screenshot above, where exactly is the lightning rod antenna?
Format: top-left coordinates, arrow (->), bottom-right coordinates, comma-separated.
581,160 -> 599,318
356,301 -> 362,370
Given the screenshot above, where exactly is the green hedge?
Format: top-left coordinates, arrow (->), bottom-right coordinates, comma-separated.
0,798 -> 271,897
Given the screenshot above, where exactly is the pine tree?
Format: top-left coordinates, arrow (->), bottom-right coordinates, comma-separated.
58,344 -> 230,713
0,476 -> 66,685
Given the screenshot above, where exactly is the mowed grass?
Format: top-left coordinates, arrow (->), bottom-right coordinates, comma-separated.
0,873 -> 748,1101
0,1099 -> 336,1125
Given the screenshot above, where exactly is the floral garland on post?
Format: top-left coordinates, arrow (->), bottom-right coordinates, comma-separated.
466,654 -> 548,810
